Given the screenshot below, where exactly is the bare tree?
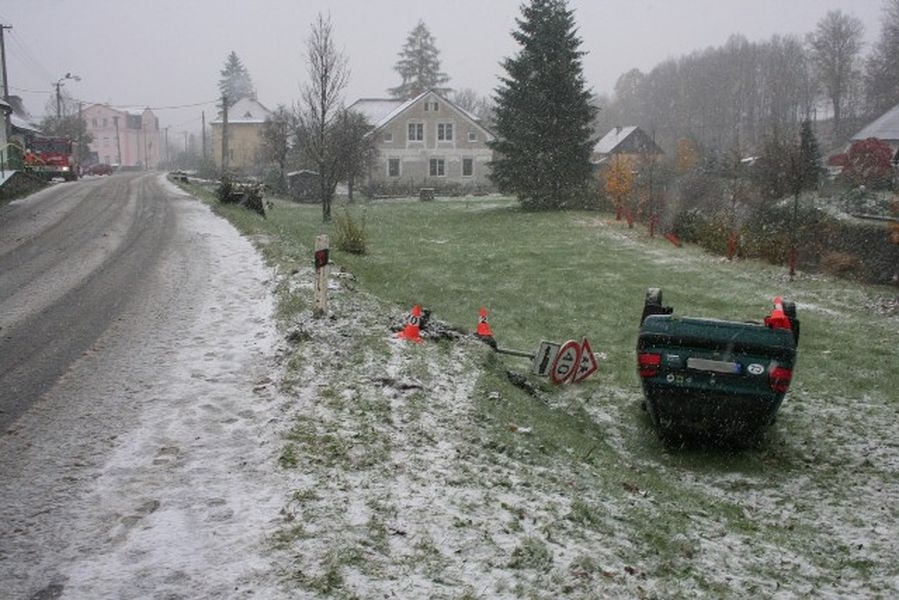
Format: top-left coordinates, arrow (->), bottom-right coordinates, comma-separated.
865,0 -> 899,116
259,104 -> 295,194
297,13 -> 349,222
333,109 -> 377,202
807,10 -> 864,136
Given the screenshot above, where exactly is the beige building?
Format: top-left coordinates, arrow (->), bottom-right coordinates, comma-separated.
82,104 -> 161,169
209,97 -> 271,172
348,90 -> 495,191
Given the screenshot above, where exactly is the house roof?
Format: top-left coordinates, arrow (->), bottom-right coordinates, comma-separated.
211,97 -> 272,124
7,95 -> 41,133
852,102 -> 899,142
347,90 -> 493,139
593,126 -> 663,156
347,98 -> 406,128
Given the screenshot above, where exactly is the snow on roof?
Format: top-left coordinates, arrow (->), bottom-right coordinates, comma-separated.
348,90 -> 493,140
347,98 -> 407,127
211,97 -> 272,124
10,113 -> 40,133
852,102 -> 899,142
593,126 -> 638,154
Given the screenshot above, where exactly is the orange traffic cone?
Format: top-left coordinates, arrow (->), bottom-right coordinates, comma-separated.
764,296 -> 792,330
397,305 -> 424,343
476,307 -> 497,348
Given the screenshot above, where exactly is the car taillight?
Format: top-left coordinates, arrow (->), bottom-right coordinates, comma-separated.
638,352 -> 662,378
769,366 -> 792,393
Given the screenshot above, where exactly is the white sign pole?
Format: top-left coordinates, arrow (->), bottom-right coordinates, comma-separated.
313,234 -> 329,317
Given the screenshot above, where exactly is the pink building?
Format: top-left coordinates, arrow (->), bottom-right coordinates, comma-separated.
82,104 -> 161,168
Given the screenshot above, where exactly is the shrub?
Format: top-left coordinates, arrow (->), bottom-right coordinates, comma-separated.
216,176 -> 266,217
334,209 -> 367,254
840,138 -> 894,189
821,251 -> 862,276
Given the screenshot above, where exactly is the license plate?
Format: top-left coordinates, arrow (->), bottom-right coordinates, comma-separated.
686,358 -> 742,374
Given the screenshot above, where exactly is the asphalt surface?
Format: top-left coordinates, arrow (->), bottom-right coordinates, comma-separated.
0,173 -> 176,430
0,172 -> 285,599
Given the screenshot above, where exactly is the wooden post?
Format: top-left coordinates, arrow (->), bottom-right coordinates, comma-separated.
313,235 -> 329,317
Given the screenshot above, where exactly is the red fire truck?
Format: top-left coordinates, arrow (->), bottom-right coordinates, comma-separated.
24,134 -> 79,181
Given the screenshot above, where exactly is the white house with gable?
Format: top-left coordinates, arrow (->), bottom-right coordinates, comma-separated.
348,90 -> 495,192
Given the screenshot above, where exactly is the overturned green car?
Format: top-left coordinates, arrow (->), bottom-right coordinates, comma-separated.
636,288 -> 800,444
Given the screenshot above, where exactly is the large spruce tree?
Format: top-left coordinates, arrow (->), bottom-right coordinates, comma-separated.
218,51 -> 255,107
389,21 -> 450,99
489,0 -> 596,210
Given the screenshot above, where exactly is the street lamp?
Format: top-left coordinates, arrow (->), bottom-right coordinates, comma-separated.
55,72 -> 80,120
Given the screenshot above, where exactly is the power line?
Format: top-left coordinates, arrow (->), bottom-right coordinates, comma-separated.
6,29 -> 53,84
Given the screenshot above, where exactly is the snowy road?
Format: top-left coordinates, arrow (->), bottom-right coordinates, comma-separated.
0,174 -> 287,599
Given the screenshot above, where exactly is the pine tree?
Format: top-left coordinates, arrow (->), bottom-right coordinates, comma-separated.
489,0 -> 596,210
218,51 -> 255,107
388,21 -> 450,99
798,119 -> 821,191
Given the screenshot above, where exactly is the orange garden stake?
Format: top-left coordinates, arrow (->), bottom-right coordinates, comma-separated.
397,305 -> 424,343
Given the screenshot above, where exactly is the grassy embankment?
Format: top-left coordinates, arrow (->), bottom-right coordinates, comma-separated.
190,183 -> 899,597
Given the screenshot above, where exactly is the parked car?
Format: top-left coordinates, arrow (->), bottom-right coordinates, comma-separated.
85,163 -> 114,176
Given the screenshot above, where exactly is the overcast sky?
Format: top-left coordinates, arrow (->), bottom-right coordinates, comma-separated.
0,0 -> 885,140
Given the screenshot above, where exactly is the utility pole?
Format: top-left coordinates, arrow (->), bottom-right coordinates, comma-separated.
113,115 -> 122,166
164,126 -> 169,166
221,95 -> 229,174
1,24 -> 12,165
77,102 -> 83,167
55,72 -> 80,120
0,24 -> 10,102
201,111 -> 206,160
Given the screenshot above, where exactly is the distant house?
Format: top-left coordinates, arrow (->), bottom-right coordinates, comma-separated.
82,104 -> 162,169
7,95 -> 42,150
591,126 -> 663,168
850,102 -> 899,164
347,89 -> 495,192
209,97 -> 272,173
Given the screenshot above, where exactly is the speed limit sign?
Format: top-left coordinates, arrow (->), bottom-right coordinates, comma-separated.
549,340 -> 581,385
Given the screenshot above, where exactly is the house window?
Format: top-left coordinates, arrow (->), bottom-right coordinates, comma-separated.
463,158 -> 474,177
388,158 -> 400,177
429,158 -> 445,177
383,132 -> 393,143
468,131 -> 477,142
92,118 -> 98,127
437,123 -> 454,141
423,101 -> 439,112
408,122 -> 423,141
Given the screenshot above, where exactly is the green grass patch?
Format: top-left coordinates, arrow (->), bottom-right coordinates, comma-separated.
184,182 -> 899,596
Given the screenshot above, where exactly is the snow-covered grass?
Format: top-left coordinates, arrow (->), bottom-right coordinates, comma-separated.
195,186 -> 899,598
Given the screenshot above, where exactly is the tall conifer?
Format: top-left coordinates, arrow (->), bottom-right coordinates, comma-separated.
489,0 -> 596,209
389,21 -> 450,99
